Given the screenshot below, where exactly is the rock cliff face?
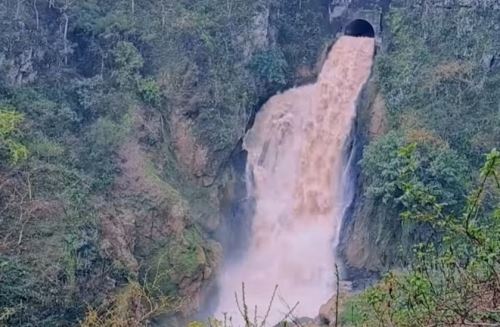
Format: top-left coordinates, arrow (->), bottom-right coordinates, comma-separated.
168,0 -> 500,319
212,0 -> 498,288
0,1 -> 305,323
215,0 -> 387,305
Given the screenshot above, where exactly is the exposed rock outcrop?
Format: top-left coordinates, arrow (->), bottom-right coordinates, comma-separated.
97,108 -> 221,315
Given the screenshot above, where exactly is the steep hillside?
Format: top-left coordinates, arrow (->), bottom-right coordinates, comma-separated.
0,0 -> 498,326
0,0 -> 334,325
340,0 -> 500,273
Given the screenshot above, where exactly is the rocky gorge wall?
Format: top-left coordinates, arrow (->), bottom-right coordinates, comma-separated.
205,0 -> 500,323
1,0 -> 498,324
217,0 -> 387,285
0,0 -> 379,324
221,0 -> 500,291
338,0 -> 500,276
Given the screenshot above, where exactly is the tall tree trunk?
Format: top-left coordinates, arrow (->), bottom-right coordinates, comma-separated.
33,0 -> 39,30
15,0 -> 22,19
63,12 -> 69,64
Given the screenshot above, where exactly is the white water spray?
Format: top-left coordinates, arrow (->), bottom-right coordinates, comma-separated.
217,36 -> 375,324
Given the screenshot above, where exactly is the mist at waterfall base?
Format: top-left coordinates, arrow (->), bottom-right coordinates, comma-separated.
215,36 -> 375,324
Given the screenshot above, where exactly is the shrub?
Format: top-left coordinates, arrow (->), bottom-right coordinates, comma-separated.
84,116 -> 129,190
112,41 -> 144,89
249,48 -> 288,86
30,137 -> 65,160
362,130 -> 469,214
0,106 -> 28,165
80,281 -> 180,327
144,227 -> 207,297
137,78 -> 161,107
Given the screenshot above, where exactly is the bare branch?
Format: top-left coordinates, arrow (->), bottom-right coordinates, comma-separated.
335,264 -> 340,327
260,284 -> 278,327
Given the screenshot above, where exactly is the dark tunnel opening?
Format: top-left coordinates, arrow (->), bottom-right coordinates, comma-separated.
345,19 -> 375,38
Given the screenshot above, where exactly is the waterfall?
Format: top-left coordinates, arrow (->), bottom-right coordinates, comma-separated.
216,36 -> 375,324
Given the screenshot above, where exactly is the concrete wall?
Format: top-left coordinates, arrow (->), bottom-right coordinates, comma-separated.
330,0 -> 391,45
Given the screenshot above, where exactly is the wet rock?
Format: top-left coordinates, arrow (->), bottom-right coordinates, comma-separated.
318,296 -> 337,326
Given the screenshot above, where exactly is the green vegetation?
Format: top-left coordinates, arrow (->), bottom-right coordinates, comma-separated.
271,0 -> 331,81
144,227 -> 209,297
250,48 -> 288,86
0,107 -> 28,165
342,149 -> 499,326
80,281 -> 180,327
362,131 -> 469,213
346,2 -> 500,325
0,0 -> 333,325
374,6 -> 500,164
0,0 -> 498,325
355,2 -> 500,268
361,131 -> 471,259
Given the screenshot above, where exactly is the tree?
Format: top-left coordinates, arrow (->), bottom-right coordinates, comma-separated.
112,41 -> 144,89
361,130 -> 469,215
249,48 -> 288,86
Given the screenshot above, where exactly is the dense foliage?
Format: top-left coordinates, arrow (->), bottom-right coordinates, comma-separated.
342,149 -> 499,326
375,6 -> 500,163
362,131 -> 469,213
0,107 -> 28,164
356,2 -> 500,268
0,0 -> 498,325
345,2 -> 500,326
0,0 -> 333,325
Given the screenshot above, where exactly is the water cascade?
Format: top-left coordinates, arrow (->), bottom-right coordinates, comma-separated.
217,35 -> 375,323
